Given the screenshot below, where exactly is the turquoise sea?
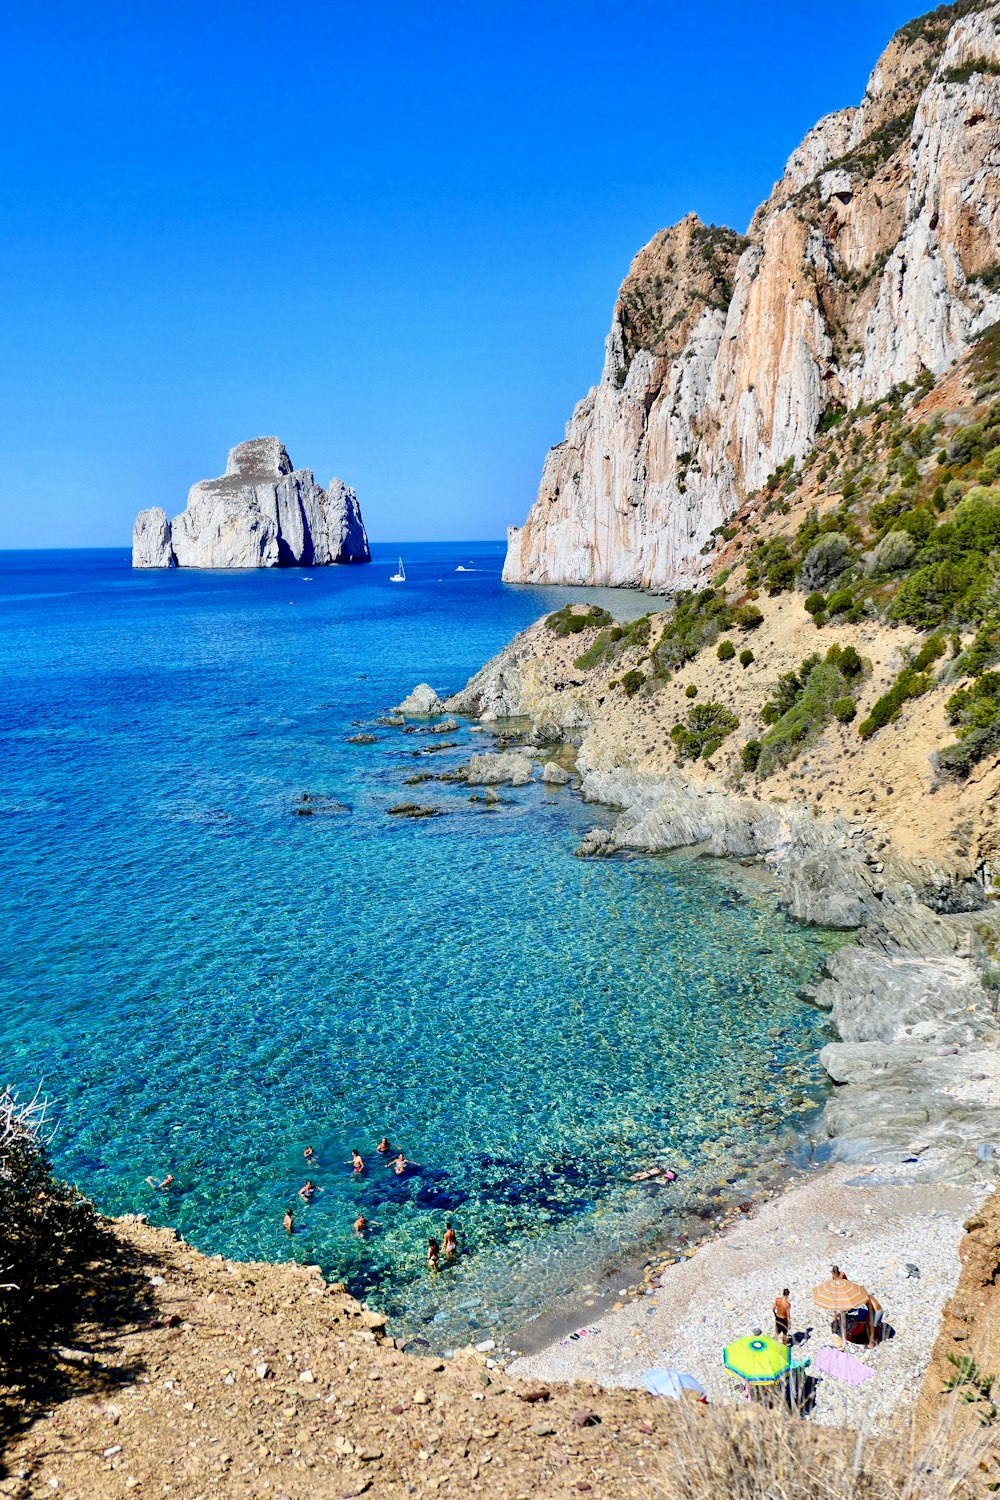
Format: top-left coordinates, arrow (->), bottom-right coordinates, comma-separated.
0,543 -> 842,1347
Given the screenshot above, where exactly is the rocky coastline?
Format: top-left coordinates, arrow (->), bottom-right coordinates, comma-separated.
426,642 -> 1000,1187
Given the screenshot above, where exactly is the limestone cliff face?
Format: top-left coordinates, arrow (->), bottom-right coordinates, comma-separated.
132,437 -> 370,569
504,2 -> 1000,588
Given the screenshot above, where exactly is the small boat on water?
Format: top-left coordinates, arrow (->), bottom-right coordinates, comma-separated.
390,557 -> 406,582
455,564 -> 477,572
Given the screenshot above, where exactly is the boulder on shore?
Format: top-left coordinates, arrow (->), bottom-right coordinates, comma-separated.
541,762 -> 572,785
132,437 -> 370,569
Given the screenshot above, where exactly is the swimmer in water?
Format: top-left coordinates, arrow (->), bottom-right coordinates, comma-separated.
354,1213 -> 367,1238
376,1137 -> 392,1154
427,1237 -> 440,1273
443,1221 -> 457,1261
145,1173 -> 174,1191
393,1152 -> 408,1176
283,1208 -> 294,1234
299,1180 -> 316,1202
304,1146 -> 316,1162
351,1148 -> 365,1174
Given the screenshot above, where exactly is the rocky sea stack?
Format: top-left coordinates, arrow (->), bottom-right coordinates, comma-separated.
132,437 -> 370,569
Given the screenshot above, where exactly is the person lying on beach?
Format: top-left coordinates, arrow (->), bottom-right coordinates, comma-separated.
299,1180 -> 317,1202
283,1208 -> 294,1234
145,1174 -> 174,1191
376,1137 -> 392,1154
354,1213 -> 367,1238
351,1148 -> 365,1174
773,1288 -> 791,1345
392,1152 -> 409,1176
443,1221 -> 457,1260
428,1237 -> 440,1272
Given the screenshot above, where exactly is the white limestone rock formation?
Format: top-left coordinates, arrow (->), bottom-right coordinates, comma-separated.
132,438 -> 370,569
504,4 -> 1000,588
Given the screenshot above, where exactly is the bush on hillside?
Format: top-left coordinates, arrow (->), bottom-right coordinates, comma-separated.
739,648 -> 754,667
653,589 -> 734,670
545,604 -> 613,637
890,558 -> 992,630
864,529 -> 916,576
670,702 -> 739,761
734,604 -> 764,632
798,532 -> 853,590
717,639 -> 736,661
857,666 -> 932,740
0,1086 -> 107,1368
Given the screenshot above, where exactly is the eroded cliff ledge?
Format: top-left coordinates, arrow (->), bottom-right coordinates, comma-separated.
132,437 -> 370,569
505,1 -> 1000,587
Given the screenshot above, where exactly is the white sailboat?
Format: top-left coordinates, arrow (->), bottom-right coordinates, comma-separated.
390,556 -> 406,582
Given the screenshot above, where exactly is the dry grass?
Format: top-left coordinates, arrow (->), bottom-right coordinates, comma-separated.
643,1401 -> 996,1500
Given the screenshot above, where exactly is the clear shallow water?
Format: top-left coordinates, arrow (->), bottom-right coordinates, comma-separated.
0,543 -> 842,1345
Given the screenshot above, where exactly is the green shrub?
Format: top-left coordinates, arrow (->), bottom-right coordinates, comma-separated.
804,592 -> 827,616
798,532 -> 853,590
864,529 -> 916,576
757,661 -> 849,774
741,739 -> 762,772
574,613 -> 651,669
670,702 -> 739,761
734,604 -> 764,632
739,648 -> 754,667
546,603 -> 613,637
825,587 -> 854,615
946,671 -> 1000,730
890,558 -> 993,630
912,632 -> 947,673
685,683 -> 698,698
653,588 -> 734,671
936,716 -> 1000,777
717,639 -> 736,661
826,643 -> 864,679
957,623 -> 1000,677
833,697 -> 857,723
620,668 -> 645,697
857,667 -> 932,740
811,610 -> 828,628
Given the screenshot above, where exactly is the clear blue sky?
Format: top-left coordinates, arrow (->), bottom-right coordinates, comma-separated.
1,0 -> 921,548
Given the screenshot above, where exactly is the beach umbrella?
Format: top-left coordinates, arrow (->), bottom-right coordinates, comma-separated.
641,1367 -> 705,1400
722,1336 -> 792,1384
812,1277 -> 868,1342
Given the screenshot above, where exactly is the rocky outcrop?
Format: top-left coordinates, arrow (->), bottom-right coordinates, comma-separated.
132,438 -> 370,569
395,683 -> 446,716
504,4 -> 1000,587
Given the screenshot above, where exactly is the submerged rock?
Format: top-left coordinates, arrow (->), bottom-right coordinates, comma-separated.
387,802 -> 443,819
132,437 -> 370,569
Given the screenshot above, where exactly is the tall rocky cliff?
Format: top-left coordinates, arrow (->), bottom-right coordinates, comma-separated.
132,437 -> 370,569
504,1 -> 1000,588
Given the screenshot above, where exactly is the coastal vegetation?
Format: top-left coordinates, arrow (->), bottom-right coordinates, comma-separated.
545,603 -> 613,637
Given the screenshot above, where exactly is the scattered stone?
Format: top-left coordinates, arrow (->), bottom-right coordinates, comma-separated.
530,1420 -> 557,1437
387,803 -> 444,820
346,733 -> 378,745
412,1388 -> 431,1405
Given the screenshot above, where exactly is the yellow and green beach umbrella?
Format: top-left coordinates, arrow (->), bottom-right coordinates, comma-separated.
722,1335 -> 792,1384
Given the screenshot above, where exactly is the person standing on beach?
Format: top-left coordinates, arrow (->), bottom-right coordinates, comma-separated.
773,1288 -> 791,1345
443,1221 -> 457,1261
865,1292 -> 883,1349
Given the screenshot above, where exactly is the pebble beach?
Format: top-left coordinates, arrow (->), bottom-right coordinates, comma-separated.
509,1161 -> 988,1432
